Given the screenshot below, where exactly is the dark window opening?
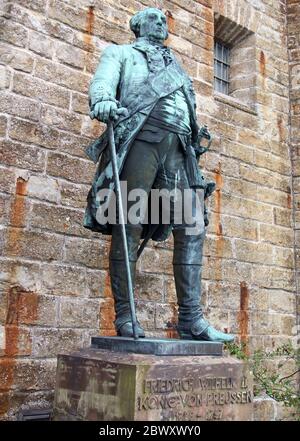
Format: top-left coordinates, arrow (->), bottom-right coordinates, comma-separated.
214,41 -> 230,95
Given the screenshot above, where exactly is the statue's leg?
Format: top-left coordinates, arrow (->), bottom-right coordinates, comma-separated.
109,224 -> 145,337
108,136 -> 165,337
161,136 -> 235,343
173,226 -> 234,342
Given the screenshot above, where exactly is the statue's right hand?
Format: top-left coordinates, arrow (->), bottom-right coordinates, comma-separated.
92,101 -> 118,123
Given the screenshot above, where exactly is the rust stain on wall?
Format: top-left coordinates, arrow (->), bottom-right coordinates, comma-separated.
277,114 -> 284,143
238,281 -> 249,354
259,51 -> 266,77
165,10 -> 175,46
6,177 -> 28,255
259,50 -> 267,90
84,5 -> 95,72
1,286 -> 38,416
165,10 -> 175,34
0,177 -> 35,417
86,5 -> 95,37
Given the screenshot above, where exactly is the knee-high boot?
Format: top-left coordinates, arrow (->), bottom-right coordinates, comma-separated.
173,228 -> 234,342
109,225 -> 145,337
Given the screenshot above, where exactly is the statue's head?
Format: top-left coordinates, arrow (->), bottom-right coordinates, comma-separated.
130,8 -> 168,43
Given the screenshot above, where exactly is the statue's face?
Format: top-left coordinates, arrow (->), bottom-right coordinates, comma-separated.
139,9 -> 168,43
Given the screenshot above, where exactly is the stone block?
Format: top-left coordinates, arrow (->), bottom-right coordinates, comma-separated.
47,152 -> 94,184
80,115 -> 105,138
0,115 -> 7,137
135,272 -> 164,302
140,247 -> 173,275
206,281 -> 240,310
154,302 -> 177,330
53,349 -> 253,421
12,72 -> 70,109
58,298 -> 99,328
0,18 -> 28,48
0,166 -> 16,194
35,58 -> 90,94
0,92 -> 40,121
0,140 -> 45,172
29,202 -> 89,238
253,396 -> 276,421
29,30 -> 55,58
41,264 -> 87,297
269,290 -> 296,314
31,328 -> 85,358
27,175 -> 60,203
60,181 -> 90,209
85,269 -> 108,298
274,207 -> 292,227
259,224 -> 293,247
273,247 -> 294,268
0,65 -> 10,89
56,41 -> 86,69
219,216 -> 258,241
235,239 -> 274,265
0,43 -> 34,73
136,301 -> 157,330
72,92 -> 89,114
4,229 -> 64,261
203,235 -> 234,259
40,105 -> 82,135
48,0 -> 88,32
64,237 -> 110,269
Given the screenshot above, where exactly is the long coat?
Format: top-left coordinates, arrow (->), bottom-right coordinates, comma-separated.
83,38 -> 213,240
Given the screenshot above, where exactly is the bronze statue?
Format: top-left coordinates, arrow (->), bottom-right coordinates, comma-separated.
84,8 -> 234,343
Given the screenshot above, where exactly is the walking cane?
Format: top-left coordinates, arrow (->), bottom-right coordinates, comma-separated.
90,107 -> 140,340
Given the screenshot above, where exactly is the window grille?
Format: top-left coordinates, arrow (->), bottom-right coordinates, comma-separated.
214,41 -> 230,95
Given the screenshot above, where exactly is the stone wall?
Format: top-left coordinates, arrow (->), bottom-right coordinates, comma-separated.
0,0 -> 298,420
288,0 -> 300,338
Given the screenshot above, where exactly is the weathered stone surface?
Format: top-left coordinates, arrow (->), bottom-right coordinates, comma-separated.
140,247 -> 173,275
56,41 -> 86,69
0,43 -> 34,73
135,272 -> 164,302
28,31 -> 55,58
35,58 -> 90,94
29,202 -> 89,238
0,18 -> 28,48
0,0 -> 299,422
40,104 -> 82,135
58,298 -> 99,328
53,349 -> 253,421
3,229 -> 64,261
60,181 -> 90,209
0,358 -> 57,391
64,237 -> 110,269
0,115 -> 7,137
31,328 -> 86,358
12,72 -> 70,108
46,152 -> 94,184
253,396 -> 276,421
0,92 -> 40,121
0,140 -> 46,172
27,175 -> 60,203
0,167 -> 16,194
41,264 -> 87,297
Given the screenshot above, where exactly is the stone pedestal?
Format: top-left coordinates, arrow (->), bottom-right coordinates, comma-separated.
53,346 -> 253,421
